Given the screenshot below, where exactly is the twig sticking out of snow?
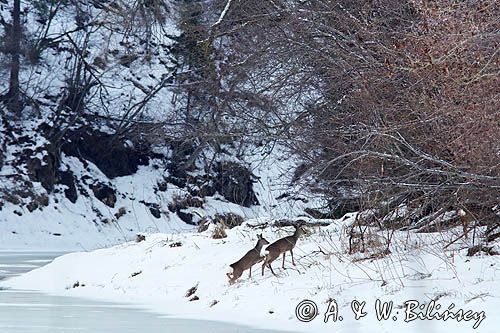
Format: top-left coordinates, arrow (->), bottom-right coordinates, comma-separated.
185,283 -> 199,298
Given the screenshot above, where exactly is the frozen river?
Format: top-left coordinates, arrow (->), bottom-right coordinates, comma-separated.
0,252 -> 291,333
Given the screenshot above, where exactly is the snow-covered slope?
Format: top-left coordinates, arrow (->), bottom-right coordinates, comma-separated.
0,1 -> 177,121
3,218 -> 498,332
0,138 -> 321,251
0,161 -> 190,251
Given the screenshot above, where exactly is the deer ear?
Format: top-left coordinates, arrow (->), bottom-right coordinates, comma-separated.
257,233 -> 262,239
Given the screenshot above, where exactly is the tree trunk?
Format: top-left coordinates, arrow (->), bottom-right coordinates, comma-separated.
6,0 -> 22,117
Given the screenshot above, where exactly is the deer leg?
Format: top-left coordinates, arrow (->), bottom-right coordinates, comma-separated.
291,249 -> 295,266
248,265 -> 252,278
282,252 -> 286,269
262,260 -> 267,276
268,262 -> 277,276
227,272 -> 235,285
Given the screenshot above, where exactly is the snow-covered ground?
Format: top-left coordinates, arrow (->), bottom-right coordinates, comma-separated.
2,217 -> 499,333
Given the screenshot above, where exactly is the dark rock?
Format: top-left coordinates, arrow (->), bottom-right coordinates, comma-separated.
57,170 -> 78,203
212,162 -> 258,207
139,201 -> 161,219
93,56 -> 107,69
26,149 -> 58,192
177,210 -> 194,225
156,181 -> 168,192
91,182 -> 116,208
167,195 -> 204,225
16,135 -> 35,145
162,142 -> 257,208
115,207 -> 127,219
168,195 -> 204,213
167,202 -> 176,213
149,206 -> 161,219
198,184 -> 216,197
26,201 -> 37,212
17,188 -> 33,199
61,128 -> 156,179
2,191 -> 21,205
164,175 -> 186,188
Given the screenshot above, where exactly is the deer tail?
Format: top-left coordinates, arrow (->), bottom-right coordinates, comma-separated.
260,244 -> 270,257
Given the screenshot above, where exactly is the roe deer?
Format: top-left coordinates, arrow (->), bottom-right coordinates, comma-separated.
227,234 -> 269,284
262,225 -> 305,276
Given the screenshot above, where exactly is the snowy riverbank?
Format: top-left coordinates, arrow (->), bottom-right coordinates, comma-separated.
2,218 -> 499,333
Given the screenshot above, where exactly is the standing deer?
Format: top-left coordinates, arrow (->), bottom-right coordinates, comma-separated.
227,234 -> 269,284
262,225 -> 305,276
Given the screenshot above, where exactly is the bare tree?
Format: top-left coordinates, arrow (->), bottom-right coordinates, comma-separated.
196,0 -> 499,231
284,0 -> 499,229
1,0 -> 23,117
